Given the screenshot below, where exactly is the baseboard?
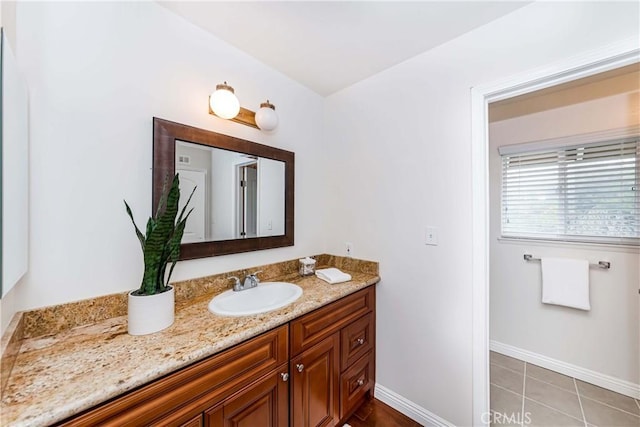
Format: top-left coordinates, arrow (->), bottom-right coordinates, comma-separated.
490,340 -> 640,399
374,383 -> 455,427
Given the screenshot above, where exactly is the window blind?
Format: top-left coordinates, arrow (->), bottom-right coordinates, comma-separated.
501,137 -> 639,245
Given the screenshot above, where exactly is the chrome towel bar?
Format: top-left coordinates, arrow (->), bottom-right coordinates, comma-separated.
523,254 -> 610,270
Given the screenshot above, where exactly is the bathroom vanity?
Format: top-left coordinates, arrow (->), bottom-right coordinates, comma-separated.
58,287 -> 375,427
0,256 -> 379,427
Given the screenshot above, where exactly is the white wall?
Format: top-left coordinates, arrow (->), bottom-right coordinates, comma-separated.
323,2 -> 639,425
1,1 -> 16,53
257,157 -> 285,237
6,1 -> 326,313
210,148 -> 239,240
489,85 -> 639,384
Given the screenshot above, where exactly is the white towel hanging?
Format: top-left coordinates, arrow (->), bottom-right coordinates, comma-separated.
541,257 -> 590,311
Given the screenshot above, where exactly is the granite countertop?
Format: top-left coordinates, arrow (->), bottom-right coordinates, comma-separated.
1,265 -> 379,427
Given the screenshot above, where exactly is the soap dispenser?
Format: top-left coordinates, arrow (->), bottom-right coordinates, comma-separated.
299,257 -> 316,277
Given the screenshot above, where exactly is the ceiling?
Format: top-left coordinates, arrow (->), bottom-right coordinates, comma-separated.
158,1 -> 530,96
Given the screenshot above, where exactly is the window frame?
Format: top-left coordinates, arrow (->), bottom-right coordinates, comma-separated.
499,128 -> 639,246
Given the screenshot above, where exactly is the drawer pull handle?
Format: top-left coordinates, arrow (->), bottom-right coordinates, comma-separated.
357,379 -> 365,386
356,338 -> 365,345
296,364 -> 304,373
280,372 -> 289,382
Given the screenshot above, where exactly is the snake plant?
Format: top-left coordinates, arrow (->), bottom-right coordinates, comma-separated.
124,174 -> 196,296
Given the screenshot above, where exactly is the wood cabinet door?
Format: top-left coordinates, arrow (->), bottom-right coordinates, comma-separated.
290,333 -> 340,427
179,414 -> 203,427
205,364 -> 289,427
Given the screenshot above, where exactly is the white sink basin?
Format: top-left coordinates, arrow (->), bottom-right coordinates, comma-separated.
208,282 -> 303,316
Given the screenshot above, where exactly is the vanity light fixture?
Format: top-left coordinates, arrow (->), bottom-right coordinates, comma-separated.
207,84 -> 278,131
209,81 -> 240,119
254,100 -> 278,131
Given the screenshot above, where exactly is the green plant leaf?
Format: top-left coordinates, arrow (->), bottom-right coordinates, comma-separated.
127,173 -> 195,296
165,207 -> 194,286
176,185 -> 197,225
141,174 -> 181,294
145,217 -> 155,240
124,200 -> 145,252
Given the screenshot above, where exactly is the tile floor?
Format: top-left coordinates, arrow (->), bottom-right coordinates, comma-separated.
490,351 -> 640,427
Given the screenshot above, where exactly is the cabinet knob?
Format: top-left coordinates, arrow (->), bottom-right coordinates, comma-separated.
280,372 -> 289,382
357,379 -> 365,386
357,338 -> 365,345
296,363 -> 304,373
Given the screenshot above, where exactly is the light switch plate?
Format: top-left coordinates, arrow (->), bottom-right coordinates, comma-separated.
425,227 -> 438,246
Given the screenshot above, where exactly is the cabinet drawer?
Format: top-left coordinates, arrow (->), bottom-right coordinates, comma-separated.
340,351 -> 374,420
340,313 -> 373,371
61,325 -> 288,427
291,287 -> 374,357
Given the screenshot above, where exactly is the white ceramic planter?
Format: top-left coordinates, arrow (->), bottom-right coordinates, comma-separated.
127,286 -> 175,336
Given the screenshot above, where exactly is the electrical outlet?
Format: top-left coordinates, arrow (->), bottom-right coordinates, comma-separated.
425,227 -> 438,246
345,242 -> 353,257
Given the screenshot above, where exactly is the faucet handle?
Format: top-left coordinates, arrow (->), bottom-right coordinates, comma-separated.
249,270 -> 262,284
227,276 -> 241,290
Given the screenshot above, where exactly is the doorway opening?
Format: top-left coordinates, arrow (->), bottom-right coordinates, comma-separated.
236,161 -> 258,239
487,64 -> 639,425
471,39 -> 639,425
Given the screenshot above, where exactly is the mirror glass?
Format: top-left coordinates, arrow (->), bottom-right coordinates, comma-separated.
153,118 -> 294,260
175,141 -> 286,243
1,28 -> 30,297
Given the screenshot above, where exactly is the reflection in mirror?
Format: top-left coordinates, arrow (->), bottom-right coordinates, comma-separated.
153,117 -> 294,260
175,141 -> 285,243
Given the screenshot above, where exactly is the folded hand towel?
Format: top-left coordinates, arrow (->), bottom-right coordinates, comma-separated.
541,257 -> 590,310
315,268 -> 352,285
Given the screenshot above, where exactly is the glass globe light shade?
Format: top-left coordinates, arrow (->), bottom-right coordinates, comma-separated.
209,82 -> 240,119
255,100 -> 278,131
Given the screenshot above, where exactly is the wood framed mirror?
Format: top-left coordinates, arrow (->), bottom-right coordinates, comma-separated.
153,117 -> 294,260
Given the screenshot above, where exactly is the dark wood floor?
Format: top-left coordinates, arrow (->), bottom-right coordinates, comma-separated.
345,398 -> 423,427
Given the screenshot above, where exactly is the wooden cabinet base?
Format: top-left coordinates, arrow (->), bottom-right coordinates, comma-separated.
58,326 -> 288,427
58,287 -> 376,427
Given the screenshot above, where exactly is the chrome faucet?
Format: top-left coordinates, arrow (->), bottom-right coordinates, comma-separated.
228,271 -> 262,292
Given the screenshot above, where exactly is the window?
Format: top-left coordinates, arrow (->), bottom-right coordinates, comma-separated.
500,137 -> 639,245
